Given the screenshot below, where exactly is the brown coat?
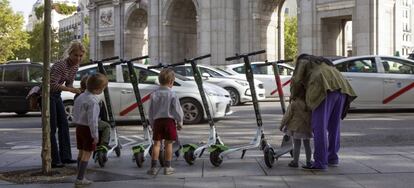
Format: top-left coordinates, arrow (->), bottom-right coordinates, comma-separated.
280,98 -> 312,135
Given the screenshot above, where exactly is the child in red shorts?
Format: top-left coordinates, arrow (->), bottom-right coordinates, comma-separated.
72,73 -> 108,185
147,68 -> 184,175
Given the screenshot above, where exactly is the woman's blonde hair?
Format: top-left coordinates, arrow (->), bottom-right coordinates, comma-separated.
64,40 -> 86,58
159,68 -> 175,85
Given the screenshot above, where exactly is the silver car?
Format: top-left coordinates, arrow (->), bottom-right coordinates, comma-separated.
224,62 -> 294,98
61,63 -> 232,124
333,55 -> 414,109
171,64 -> 266,105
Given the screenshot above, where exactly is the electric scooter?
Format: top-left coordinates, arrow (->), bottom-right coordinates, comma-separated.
89,56 -> 123,167
109,56 -> 156,168
257,59 -> 294,168
208,50 -> 268,167
172,54 -> 226,165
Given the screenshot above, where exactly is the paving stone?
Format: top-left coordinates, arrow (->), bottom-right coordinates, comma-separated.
349,173 -> 414,188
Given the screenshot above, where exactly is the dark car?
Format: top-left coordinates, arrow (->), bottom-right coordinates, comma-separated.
0,61 -> 43,115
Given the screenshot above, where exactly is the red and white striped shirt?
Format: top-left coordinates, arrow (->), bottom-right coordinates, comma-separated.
50,59 -> 79,93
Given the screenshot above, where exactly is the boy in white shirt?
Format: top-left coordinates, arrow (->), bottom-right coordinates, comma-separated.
72,73 -> 108,185
147,68 -> 184,175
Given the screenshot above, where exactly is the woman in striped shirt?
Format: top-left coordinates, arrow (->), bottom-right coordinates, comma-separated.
49,40 -> 84,168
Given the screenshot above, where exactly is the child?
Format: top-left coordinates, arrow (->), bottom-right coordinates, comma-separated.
147,68 -> 184,175
75,76 -> 111,149
72,73 -> 108,185
280,89 -> 312,168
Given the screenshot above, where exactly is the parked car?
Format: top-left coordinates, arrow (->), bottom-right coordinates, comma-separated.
333,55 -> 414,109
224,62 -> 294,98
0,61 -> 43,115
61,63 -> 232,124
170,64 -> 266,105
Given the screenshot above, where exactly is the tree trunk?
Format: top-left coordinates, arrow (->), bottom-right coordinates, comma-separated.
42,0 -> 52,175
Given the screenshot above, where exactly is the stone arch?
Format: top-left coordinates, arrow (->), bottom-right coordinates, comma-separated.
162,0 -> 198,63
124,2 -> 148,61
252,0 -> 286,61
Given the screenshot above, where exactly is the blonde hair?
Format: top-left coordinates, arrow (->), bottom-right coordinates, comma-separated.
64,40 -> 86,58
86,73 -> 108,92
159,68 -> 175,85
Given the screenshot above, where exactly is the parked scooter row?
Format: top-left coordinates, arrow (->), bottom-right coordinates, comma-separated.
87,50 -> 293,169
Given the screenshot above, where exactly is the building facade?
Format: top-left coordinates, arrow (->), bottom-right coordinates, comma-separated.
27,0 -> 79,31
87,0 -> 414,65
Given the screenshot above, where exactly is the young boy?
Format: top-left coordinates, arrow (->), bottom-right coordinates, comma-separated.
75,76 -> 111,149
73,73 -> 108,185
147,68 -> 184,175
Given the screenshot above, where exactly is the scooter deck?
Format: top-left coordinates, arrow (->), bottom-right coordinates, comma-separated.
274,135 -> 293,159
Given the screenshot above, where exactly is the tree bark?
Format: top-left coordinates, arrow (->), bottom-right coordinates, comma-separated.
42,0 -> 52,175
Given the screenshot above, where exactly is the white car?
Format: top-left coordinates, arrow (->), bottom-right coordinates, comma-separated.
61,63 -> 232,124
333,55 -> 414,109
224,62 -> 294,98
170,64 -> 266,105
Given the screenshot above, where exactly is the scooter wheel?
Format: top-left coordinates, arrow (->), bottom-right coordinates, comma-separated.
134,152 -> 145,168
184,148 -> 196,165
97,151 -> 106,168
264,145 -> 275,168
159,149 -> 165,167
260,139 -> 268,150
115,145 -> 121,157
209,150 -> 223,167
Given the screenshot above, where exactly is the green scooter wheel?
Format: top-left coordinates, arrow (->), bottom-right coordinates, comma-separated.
184,148 -> 196,165
134,151 -> 145,168
209,150 -> 223,167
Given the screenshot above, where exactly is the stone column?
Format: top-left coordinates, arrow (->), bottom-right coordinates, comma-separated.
113,0 -> 125,58
87,1 -> 98,60
198,0 -> 211,64
148,0 -> 160,64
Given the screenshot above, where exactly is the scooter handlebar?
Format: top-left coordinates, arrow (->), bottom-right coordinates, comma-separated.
191,54 -> 211,62
130,55 -> 149,62
225,50 -> 266,61
147,62 -> 186,69
246,50 -> 266,57
101,56 -> 119,62
256,59 -> 294,67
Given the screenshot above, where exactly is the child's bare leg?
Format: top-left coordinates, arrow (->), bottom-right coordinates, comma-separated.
77,150 -> 92,180
151,141 -> 161,168
77,150 -> 83,170
303,139 -> 312,163
164,140 -> 173,167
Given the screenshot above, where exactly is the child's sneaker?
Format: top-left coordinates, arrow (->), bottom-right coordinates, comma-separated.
288,161 -> 299,168
147,167 -> 158,175
74,178 -> 93,186
302,161 -> 313,169
164,167 -> 175,175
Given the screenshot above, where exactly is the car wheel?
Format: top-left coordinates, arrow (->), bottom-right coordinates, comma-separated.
15,111 -> 28,115
225,88 -> 240,106
63,101 -> 74,123
180,98 -> 203,124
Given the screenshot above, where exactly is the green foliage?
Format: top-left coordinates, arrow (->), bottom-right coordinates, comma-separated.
0,0 -> 29,63
284,16 -> 298,60
81,35 -> 90,64
34,3 -> 77,20
35,5 -> 44,19
28,22 -> 60,62
84,16 -> 90,25
53,3 -> 77,15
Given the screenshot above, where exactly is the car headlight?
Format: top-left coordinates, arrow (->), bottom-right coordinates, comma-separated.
235,80 -> 249,86
206,90 -> 224,97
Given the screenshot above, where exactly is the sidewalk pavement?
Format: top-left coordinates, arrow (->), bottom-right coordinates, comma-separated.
1,145 -> 414,188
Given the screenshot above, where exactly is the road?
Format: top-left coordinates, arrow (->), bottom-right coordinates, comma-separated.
0,102 -> 413,150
